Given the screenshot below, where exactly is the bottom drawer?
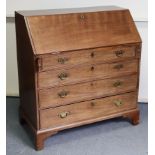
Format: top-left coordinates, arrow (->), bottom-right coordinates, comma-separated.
40,92 -> 137,129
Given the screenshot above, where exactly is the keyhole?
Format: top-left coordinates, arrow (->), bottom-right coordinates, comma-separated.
91,102 -> 95,106
91,52 -> 94,58
91,82 -> 94,86
91,66 -> 94,71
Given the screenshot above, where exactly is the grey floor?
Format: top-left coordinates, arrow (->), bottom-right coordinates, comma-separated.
6,97 -> 148,155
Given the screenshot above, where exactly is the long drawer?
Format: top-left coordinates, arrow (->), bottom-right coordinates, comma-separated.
38,59 -> 138,89
37,45 -> 136,71
40,92 -> 137,129
38,74 -> 137,108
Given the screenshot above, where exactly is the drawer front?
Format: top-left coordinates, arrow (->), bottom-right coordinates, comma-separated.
38,60 -> 138,89
39,75 -> 137,108
38,45 -> 136,71
40,92 -> 137,129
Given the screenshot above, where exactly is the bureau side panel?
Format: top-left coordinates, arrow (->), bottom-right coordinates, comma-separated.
15,12 -> 38,129
136,43 -> 142,102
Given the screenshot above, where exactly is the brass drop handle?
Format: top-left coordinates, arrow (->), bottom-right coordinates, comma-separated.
58,111 -> 70,118
114,100 -> 123,107
114,64 -> 124,70
58,90 -> 69,98
113,81 -> 122,87
115,50 -> 125,57
58,57 -> 69,64
58,72 -> 68,80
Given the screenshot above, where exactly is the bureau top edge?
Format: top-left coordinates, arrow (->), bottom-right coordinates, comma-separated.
15,6 -> 126,17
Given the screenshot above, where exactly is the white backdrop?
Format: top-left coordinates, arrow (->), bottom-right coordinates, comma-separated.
6,0 -> 148,21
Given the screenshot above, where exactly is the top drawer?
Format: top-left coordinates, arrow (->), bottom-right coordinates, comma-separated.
37,45 -> 136,72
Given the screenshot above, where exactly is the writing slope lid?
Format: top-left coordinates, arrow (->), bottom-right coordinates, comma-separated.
25,7 -> 141,55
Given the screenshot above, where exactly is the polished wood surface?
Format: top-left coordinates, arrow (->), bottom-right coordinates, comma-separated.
40,92 -> 137,129
38,59 -> 138,89
26,10 -> 141,55
37,44 -> 137,71
39,75 -> 137,109
15,12 -> 39,129
15,6 -> 142,150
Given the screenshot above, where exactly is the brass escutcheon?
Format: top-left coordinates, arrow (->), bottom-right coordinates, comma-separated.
80,15 -> 85,19
115,50 -> 125,57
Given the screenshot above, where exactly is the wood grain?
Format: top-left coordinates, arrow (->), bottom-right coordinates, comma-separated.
39,74 -> 138,109
37,44 -> 136,71
40,92 -> 137,129
15,12 -> 39,129
15,6 -> 142,150
38,59 -> 138,89
26,10 -> 141,55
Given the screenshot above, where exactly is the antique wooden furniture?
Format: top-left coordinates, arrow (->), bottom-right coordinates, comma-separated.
15,6 -> 142,150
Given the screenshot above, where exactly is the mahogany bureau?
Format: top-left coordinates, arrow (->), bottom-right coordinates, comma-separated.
15,6 -> 142,150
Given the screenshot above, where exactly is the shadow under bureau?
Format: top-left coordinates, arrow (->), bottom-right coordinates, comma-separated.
15,6 -> 142,150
